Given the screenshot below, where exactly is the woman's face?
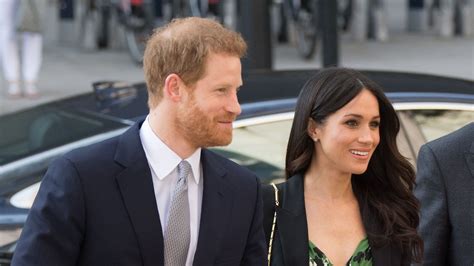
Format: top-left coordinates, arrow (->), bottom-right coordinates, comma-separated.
312,89 -> 381,175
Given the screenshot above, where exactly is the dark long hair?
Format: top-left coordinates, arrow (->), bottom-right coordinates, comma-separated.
285,68 -> 423,262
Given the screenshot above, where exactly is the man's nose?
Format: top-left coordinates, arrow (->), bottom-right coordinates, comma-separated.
226,92 -> 241,116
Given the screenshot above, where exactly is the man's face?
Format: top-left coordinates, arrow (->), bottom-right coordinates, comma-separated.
176,53 -> 242,148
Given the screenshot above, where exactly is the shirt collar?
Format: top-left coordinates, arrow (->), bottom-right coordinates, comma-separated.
140,116 -> 202,184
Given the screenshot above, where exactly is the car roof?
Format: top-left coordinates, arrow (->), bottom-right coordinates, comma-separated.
6,69 -> 471,122
237,69 -> 474,103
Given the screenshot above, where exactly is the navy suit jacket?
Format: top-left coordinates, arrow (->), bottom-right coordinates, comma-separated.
415,122 -> 474,266
12,121 -> 266,266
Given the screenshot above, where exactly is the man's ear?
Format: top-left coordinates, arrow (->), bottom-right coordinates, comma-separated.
307,118 -> 320,142
163,73 -> 183,102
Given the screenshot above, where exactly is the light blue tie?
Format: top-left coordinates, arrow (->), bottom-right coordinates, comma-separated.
164,160 -> 191,266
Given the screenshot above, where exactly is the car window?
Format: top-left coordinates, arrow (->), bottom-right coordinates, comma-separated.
211,119 -> 292,184
211,113 -> 426,183
0,106 -> 129,165
7,109 -> 472,217
210,109 -> 473,184
396,111 -> 426,168
404,110 -> 474,142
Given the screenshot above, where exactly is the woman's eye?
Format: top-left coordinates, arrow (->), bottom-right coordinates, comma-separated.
370,121 -> 380,128
346,120 -> 358,127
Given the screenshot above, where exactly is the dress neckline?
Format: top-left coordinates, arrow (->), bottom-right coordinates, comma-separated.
308,237 -> 372,266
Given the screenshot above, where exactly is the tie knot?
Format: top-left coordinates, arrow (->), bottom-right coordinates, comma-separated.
177,160 -> 191,182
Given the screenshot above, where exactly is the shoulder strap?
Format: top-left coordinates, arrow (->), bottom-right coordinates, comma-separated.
265,183 -> 279,266
262,184 -> 276,244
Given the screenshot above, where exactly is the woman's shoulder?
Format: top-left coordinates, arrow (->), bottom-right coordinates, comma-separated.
262,173 -> 305,211
268,173 -> 304,188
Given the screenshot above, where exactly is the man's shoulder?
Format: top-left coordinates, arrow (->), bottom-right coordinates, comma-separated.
63,135 -> 120,164
63,121 -> 143,164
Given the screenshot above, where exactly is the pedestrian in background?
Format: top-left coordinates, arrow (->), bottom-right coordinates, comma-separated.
415,122 -> 473,265
0,0 -> 43,98
263,68 -> 423,265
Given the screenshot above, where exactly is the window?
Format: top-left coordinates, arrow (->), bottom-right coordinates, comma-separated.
0,106 -> 128,165
212,119 -> 292,184
408,110 -> 474,142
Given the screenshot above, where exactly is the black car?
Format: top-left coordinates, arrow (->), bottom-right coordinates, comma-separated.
0,70 -> 473,263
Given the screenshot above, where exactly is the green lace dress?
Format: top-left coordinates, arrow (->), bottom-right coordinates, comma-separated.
308,238 -> 373,266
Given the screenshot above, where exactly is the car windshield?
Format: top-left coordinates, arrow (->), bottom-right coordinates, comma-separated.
0,106 -> 129,165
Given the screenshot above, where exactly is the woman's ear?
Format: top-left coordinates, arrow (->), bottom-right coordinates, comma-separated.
307,118 -> 319,142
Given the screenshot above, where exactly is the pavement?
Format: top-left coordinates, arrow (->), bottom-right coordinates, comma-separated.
0,31 -> 473,116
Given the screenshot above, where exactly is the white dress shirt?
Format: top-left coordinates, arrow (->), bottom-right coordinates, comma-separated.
139,116 -> 203,266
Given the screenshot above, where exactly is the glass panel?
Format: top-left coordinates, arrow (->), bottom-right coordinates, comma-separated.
211,119 -> 293,184
0,106 -> 128,165
397,111 -> 426,167
408,110 -> 474,142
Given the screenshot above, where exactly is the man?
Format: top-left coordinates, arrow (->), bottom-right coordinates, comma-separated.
415,122 -> 473,265
12,17 -> 266,265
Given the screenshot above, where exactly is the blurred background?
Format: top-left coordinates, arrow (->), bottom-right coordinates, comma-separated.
0,0 -> 473,114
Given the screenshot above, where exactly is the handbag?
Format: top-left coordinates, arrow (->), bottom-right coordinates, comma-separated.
16,0 -> 42,33
267,183 -> 279,266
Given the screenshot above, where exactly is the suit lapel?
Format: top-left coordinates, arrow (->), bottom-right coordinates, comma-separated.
277,174 -> 309,265
114,122 -> 164,265
193,150 -> 233,265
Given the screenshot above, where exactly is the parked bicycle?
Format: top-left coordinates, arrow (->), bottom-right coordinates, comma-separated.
281,0 -> 353,60
79,0 -> 234,64
79,0 -> 157,64
120,0 -> 156,64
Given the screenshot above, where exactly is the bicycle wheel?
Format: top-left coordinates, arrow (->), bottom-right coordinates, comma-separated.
286,0 -> 319,60
124,29 -> 148,64
124,0 -> 155,64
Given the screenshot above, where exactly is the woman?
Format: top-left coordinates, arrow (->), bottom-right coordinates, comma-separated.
263,68 -> 423,265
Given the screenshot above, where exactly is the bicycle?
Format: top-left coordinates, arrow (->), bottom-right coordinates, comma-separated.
78,0 -> 156,64
123,0 -> 235,64
282,0 -> 353,60
119,0 -> 157,64
79,0 -> 235,64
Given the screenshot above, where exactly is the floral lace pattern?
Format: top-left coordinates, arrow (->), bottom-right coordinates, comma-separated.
308,238 -> 372,266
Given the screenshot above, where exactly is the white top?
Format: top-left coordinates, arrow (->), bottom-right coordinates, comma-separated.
140,116 -> 203,266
